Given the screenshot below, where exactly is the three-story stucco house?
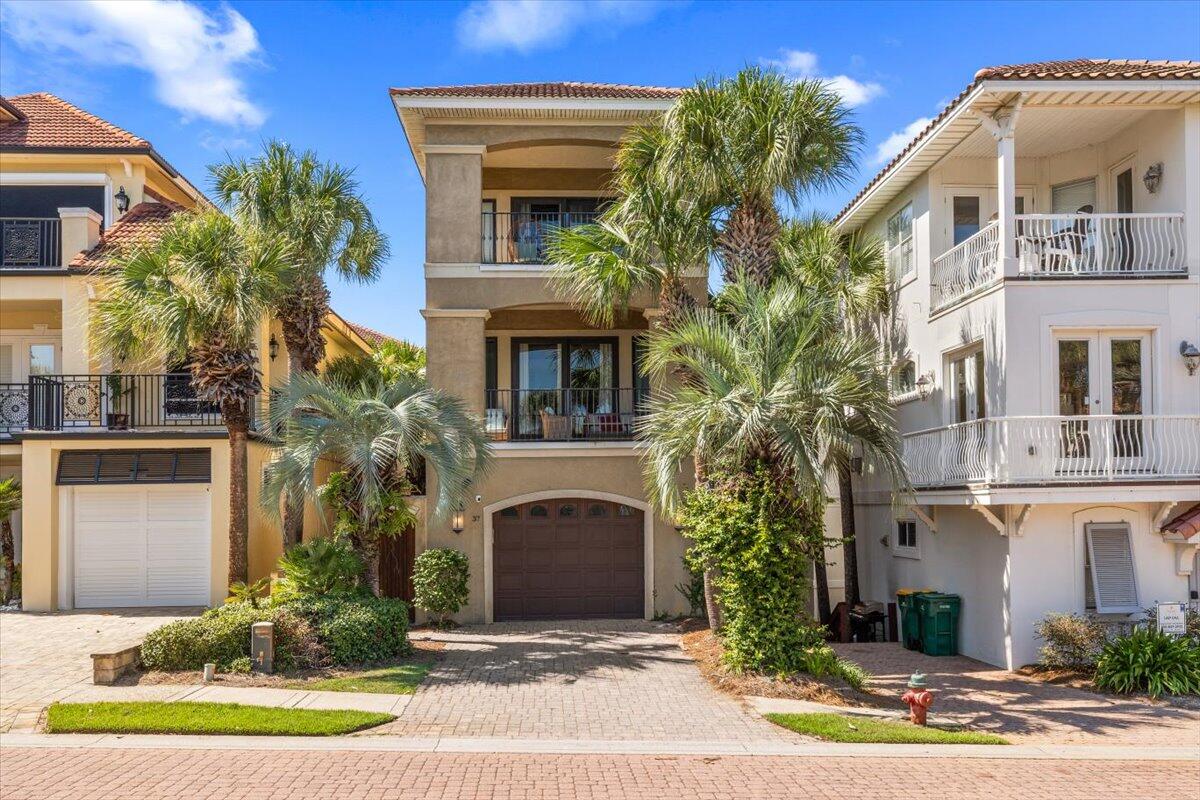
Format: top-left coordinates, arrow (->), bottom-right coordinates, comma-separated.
837,60 -> 1200,668
390,82 -> 711,622
0,93 -> 376,611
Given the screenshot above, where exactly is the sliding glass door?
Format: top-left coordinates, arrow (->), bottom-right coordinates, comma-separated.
512,338 -> 618,438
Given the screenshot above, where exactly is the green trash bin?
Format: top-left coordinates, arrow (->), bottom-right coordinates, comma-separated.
916,593 -> 961,656
896,589 -> 933,651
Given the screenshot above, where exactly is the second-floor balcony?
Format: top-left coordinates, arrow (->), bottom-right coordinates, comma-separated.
482,211 -> 601,265
904,414 -> 1200,488
930,212 -> 1188,313
1,217 -> 62,269
484,387 -> 646,442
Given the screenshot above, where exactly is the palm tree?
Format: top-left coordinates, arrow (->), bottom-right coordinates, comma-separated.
637,279 -> 904,528
262,372 -> 491,594
778,217 -> 892,614
661,67 -> 860,287
0,477 -> 19,603
547,124 -> 712,330
92,210 -> 290,585
211,141 -> 389,546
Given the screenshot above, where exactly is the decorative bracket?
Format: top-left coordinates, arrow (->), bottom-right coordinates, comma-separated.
1012,504 -> 1034,538
1175,542 -> 1200,576
970,502 -> 1007,536
973,93 -> 1025,140
910,505 -> 937,534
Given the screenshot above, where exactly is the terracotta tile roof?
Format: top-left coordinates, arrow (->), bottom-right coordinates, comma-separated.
837,59 -> 1200,225
0,92 -> 150,150
70,201 -> 183,270
347,322 -> 399,348
1162,503 -> 1200,539
390,82 -> 681,100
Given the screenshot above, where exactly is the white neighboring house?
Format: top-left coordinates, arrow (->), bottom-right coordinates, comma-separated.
836,59 -> 1200,669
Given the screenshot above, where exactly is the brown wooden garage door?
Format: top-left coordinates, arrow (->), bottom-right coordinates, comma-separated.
493,498 -> 644,621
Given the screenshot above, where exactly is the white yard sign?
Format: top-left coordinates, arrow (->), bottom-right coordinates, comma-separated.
1156,602 -> 1188,636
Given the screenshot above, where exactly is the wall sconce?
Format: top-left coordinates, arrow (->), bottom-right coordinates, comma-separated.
268,334 -> 279,362
1181,340 -> 1200,376
451,505 -> 465,534
114,185 -> 130,214
915,372 -> 934,400
1142,162 -> 1163,194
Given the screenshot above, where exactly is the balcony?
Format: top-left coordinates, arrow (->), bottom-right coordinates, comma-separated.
1,373 -> 234,436
930,212 -> 1187,313
484,388 -> 646,442
903,415 -> 1200,487
482,211 -> 601,265
1,217 -> 62,269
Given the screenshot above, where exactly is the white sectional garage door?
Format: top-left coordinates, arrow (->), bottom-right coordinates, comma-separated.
74,486 -> 210,607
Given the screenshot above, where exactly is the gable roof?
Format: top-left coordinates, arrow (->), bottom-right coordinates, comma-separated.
346,322 -> 399,349
70,201 -> 183,271
835,59 -> 1200,229
390,81 -> 682,100
0,92 -> 150,150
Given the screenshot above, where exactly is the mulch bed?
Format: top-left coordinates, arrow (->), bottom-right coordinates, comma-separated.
1015,664 -> 1200,710
677,622 -> 882,707
120,639 -> 445,689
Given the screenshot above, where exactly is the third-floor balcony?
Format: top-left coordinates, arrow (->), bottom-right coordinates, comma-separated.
904,414 -> 1200,488
930,212 -> 1188,313
1,217 -> 62,269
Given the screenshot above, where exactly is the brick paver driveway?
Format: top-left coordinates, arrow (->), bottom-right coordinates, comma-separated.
0,609 -> 198,732
2,748 -> 1193,800
384,619 -> 788,742
834,642 -> 1200,745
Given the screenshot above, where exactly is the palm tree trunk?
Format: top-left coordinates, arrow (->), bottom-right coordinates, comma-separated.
0,518 -> 14,604
813,554 -> 832,626
225,410 -> 251,586
838,461 -> 861,607
716,194 -> 781,288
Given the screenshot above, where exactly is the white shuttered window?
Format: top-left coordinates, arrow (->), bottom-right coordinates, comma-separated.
1085,523 -> 1139,614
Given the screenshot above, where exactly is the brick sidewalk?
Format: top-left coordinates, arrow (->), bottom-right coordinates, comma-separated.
2,747 -> 1194,799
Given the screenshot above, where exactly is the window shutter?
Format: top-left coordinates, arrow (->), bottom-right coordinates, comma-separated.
1086,523 -> 1139,613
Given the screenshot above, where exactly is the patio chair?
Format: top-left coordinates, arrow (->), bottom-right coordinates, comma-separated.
539,408 -> 572,440
1041,204 -> 1094,273
485,407 -> 508,440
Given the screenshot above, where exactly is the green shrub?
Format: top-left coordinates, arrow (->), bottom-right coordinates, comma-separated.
412,548 -> 470,626
1035,613 -> 1107,671
675,558 -> 707,619
227,656 -> 253,674
141,603 -> 321,672
274,537 -> 363,601
284,593 -> 411,665
1093,628 -> 1200,697
796,645 -> 870,691
679,469 -> 826,674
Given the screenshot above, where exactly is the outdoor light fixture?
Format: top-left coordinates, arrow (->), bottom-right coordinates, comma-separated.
114,185 -> 130,214
1143,162 -> 1163,194
268,334 -> 279,362
915,372 -> 933,400
451,506 -> 465,534
1181,340 -> 1200,376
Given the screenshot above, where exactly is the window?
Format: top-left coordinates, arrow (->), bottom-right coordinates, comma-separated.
952,195 -> 981,245
886,203 -> 914,279
1051,178 -> 1097,215
891,359 -> 917,397
1086,523 -> 1139,614
950,349 -> 985,423
894,519 -> 919,557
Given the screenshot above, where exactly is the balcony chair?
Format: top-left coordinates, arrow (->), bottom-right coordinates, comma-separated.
1040,204 -> 1094,273
485,407 -> 508,440
539,408 -> 572,440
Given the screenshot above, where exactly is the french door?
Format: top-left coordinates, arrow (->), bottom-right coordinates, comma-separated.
512,339 -> 617,437
1056,332 -> 1150,473
947,348 -> 986,481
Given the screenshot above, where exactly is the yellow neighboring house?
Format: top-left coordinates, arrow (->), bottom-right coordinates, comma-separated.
0,93 -> 374,611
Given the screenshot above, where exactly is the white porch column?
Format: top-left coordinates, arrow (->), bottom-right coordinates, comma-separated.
996,133 -> 1018,277
1184,103 -> 1200,277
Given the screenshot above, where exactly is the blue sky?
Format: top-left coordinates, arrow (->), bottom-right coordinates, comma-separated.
3,0 -> 1198,344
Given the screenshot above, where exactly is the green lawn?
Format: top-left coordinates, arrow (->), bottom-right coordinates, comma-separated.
288,662 -> 432,695
765,712 -> 1008,745
47,702 -> 394,736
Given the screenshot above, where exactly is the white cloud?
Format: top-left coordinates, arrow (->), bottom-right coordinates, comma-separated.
761,49 -> 884,108
874,116 -> 932,165
457,0 -> 664,53
1,0 -> 265,127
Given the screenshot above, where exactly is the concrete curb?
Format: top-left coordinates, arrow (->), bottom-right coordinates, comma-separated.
2,733 -> 1196,761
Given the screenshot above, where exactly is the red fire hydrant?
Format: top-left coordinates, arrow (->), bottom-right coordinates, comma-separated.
901,671 -> 935,726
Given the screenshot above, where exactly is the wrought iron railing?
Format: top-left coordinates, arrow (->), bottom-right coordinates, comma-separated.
482,211 -> 601,264
930,221 -> 1000,312
903,415 -> 1200,487
0,383 -> 29,434
484,387 -> 647,442
26,373 -> 227,431
1,217 -> 61,268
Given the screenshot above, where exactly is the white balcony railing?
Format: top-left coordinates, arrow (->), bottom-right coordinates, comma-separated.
930,221 -> 1000,312
903,415 -> 1200,487
1016,213 -> 1186,276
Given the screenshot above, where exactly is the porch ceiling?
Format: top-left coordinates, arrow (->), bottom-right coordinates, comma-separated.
949,105 -> 1156,159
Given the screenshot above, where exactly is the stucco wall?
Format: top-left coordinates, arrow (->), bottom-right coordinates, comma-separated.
426,153 -> 482,264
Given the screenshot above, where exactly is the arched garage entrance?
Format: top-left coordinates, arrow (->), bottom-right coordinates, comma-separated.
492,497 -> 644,621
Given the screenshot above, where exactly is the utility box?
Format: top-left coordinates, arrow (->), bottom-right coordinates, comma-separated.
916,593 -> 961,656
251,621 -> 275,673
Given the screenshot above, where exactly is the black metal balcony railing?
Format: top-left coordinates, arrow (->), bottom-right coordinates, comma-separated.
1,217 -> 61,268
13,374 -> 223,432
482,211 -> 601,265
0,383 -> 29,435
484,387 -> 647,442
